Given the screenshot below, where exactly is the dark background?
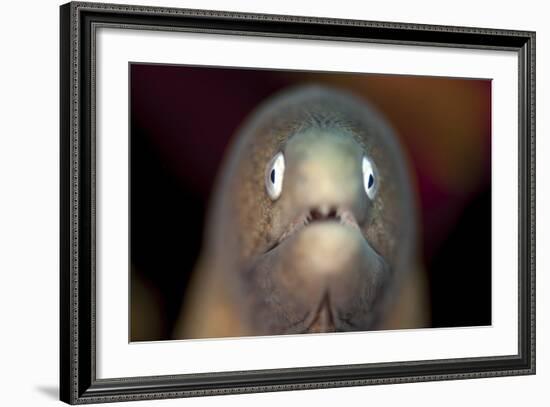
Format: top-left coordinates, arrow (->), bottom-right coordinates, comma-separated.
130,64 -> 491,341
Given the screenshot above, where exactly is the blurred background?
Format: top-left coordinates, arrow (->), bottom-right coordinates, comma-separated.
130,64 -> 491,342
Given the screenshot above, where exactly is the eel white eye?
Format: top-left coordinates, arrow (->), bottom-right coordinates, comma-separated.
362,156 -> 377,200
266,152 -> 285,200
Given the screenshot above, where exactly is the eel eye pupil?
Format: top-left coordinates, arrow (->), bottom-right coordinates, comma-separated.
368,174 -> 374,189
270,169 -> 276,184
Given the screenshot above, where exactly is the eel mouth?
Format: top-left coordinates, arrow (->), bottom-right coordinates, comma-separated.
266,205 -> 361,254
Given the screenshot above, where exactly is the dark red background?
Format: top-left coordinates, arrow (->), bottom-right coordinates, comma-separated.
130,64 -> 491,341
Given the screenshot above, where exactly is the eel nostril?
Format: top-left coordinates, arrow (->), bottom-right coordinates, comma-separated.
310,208 -> 323,221
309,207 -> 339,222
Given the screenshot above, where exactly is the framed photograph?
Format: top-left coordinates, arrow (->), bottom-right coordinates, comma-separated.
60,1 -> 536,404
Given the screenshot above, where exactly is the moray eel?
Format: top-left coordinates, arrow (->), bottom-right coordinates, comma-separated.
175,85 -> 429,339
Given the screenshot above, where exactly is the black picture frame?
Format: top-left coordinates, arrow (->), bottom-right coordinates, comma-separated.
60,1 -> 536,404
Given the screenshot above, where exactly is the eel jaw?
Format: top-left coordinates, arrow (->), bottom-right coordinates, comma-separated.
249,211 -> 387,335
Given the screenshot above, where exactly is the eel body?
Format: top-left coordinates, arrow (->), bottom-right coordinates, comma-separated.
175,85 -> 429,339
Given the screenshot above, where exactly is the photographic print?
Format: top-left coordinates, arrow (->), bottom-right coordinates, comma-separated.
129,65 -> 491,341
60,3 -> 534,403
